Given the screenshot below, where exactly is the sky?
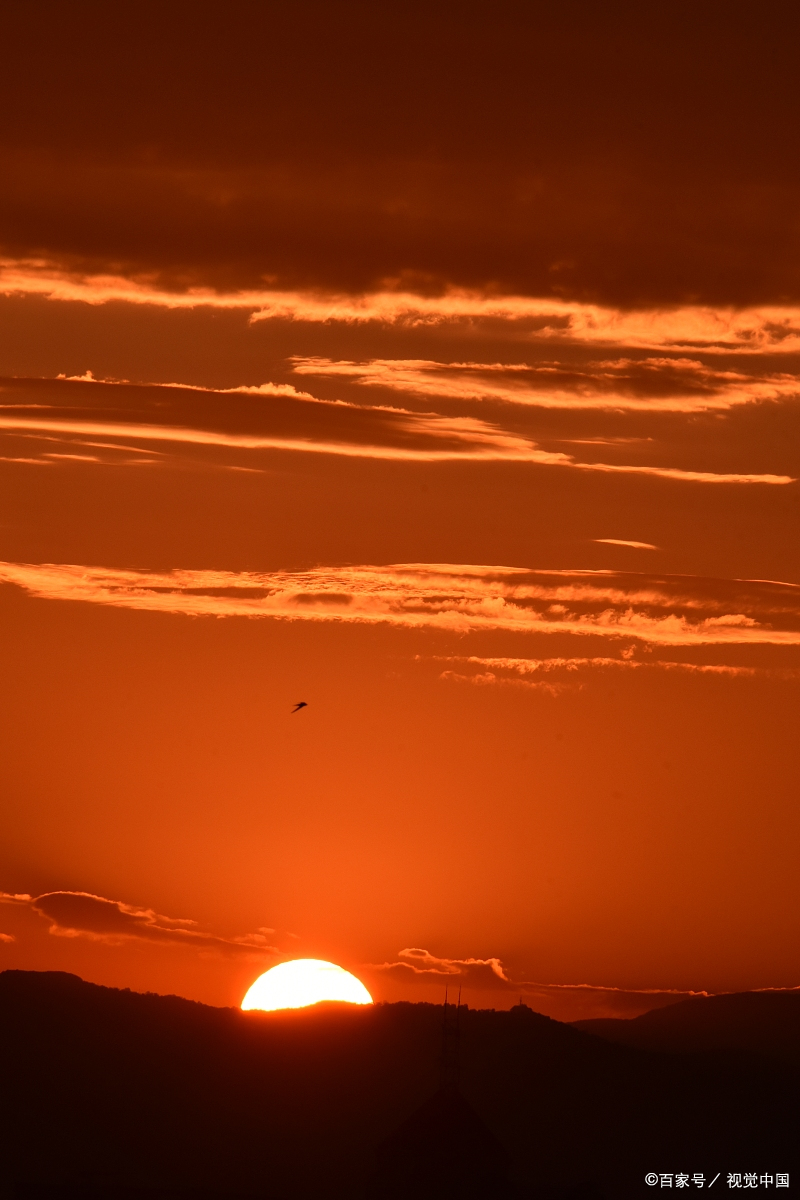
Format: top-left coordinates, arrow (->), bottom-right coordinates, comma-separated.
0,0 -> 798,1021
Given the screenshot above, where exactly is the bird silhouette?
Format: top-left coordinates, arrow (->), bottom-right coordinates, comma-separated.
291,702 -> 308,713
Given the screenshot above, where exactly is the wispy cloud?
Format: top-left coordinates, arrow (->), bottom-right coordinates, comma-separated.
594,539 -> 659,550
4,260 -> 800,353
438,672 -> 572,695
291,355 -> 800,413
435,655 -> 799,689
1,560 -> 799,650
373,947 -> 511,991
55,369 -> 321,403
0,410 -> 565,465
0,407 -> 790,484
45,452 -> 100,462
369,947 -> 714,1019
518,976 -> 800,1022
518,980 -> 710,1021
0,890 -> 276,954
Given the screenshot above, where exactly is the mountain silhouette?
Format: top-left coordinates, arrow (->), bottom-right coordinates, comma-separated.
370,1085 -> 509,1199
573,990 -> 800,1067
0,972 -> 796,1200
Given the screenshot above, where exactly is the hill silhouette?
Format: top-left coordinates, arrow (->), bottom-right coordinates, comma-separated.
0,971 -> 796,1200
573,990 -> 800,1067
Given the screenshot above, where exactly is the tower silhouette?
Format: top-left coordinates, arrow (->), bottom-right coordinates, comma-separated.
440,986 -> 461,1095
369,989 -> 510,1199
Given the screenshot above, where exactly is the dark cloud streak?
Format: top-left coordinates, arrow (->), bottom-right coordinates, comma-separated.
0,890 -> 276,954
1,2 -> 799,303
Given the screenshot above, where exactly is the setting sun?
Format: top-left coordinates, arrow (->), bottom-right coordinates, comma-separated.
241,960 -> 373,1012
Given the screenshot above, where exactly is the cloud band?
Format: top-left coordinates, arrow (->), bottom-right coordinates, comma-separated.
1,561 -> 799,650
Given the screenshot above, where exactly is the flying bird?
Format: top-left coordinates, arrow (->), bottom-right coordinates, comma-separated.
291,702 -> 308,713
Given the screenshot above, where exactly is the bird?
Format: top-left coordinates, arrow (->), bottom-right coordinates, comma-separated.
291,702 -> 308,713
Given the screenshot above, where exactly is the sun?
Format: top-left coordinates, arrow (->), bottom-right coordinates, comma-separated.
241,959 -> 373,1012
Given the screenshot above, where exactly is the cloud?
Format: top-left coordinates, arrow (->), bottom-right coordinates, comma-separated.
373,948 -> 511,991
2,8 -> 800,314
0,932 -> 14,943
0,406 -> 575,469
369,945 -> 800,1020
0,402 -> 790,484
45,452 -> 100,462
56,370 -> 322,404
517,979 -> 800,1021
558,463 -> 792,486
594,539 -> 659,550
0,409 -> 562,466
435,655 -> 799,686
517,981 -> 710,1021
1,561 -> 799,652
291,355 -> 800,413
438,669 -> 573,695
0,890 -> 276,954
3,261 -> 800,352
370,947 -> 716,1020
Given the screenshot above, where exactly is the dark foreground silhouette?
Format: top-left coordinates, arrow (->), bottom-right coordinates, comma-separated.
0,971 -> 797,1200
573,990 -> 800,1066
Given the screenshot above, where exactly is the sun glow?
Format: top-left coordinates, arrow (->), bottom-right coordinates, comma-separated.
241,959 -> 374,1012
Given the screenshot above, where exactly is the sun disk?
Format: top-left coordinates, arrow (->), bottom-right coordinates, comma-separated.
241,959 -> 373,1012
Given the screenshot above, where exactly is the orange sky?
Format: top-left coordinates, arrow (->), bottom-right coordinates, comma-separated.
0,1 -> 798,1022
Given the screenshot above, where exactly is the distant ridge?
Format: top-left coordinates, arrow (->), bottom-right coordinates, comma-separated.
0,971 -> 797,1199
573,990 -> 800,1066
